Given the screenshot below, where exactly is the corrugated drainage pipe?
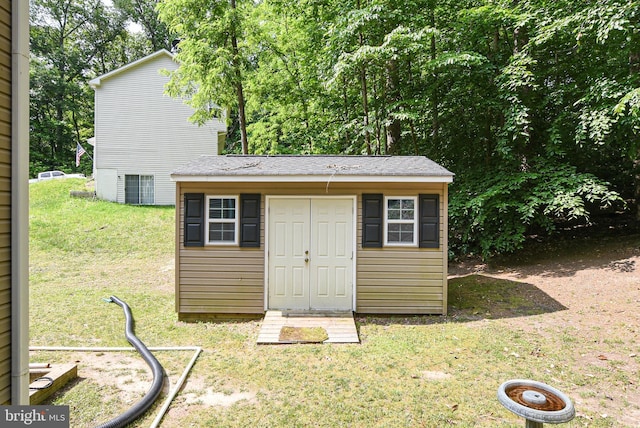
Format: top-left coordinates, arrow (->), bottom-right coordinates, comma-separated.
95,296 -> 166,428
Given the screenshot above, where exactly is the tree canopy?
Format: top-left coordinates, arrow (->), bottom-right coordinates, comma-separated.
29,0 -> 171,176
30,0 -> 638,258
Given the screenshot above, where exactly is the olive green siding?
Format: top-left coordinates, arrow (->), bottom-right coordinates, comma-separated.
176,181 -> 448,318
0,0 -> 11,404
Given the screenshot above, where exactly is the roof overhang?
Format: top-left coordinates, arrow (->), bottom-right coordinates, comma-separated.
170,155 -> 455,184
171,174 -> 454,183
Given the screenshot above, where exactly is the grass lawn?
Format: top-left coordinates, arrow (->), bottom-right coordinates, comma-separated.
29,179 -> 633,427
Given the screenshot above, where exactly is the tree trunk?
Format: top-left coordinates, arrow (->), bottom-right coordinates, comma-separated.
513,26 -> 527,55
234,74 -> 249,155
357,0 -> 372,155
372,70 -> 382,154
385,59 -> 401,154
635,149 -> 640,221
342,75 -> 350,150
359,59 -> 372,155
230,0 -> 249,154
232,53 -> 249,155
630,33 -> 640,220
409,120 -> 419,155
514,24 -> 532,166
430,8 -> 439,149
491,28 -> 499,56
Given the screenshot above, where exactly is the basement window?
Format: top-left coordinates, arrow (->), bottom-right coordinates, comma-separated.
124,175 -> 154,205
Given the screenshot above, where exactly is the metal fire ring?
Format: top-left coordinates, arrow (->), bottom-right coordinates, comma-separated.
497,379 -> 575,424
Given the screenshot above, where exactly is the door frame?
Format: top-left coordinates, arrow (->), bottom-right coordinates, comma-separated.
264,195 -> 357,311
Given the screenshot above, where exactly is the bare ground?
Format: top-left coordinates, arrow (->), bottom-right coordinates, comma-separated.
450,232 -> 640,426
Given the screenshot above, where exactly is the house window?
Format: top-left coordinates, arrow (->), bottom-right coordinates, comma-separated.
125,175 -> 154,204
384,197 -> 418,246
206,196 -> 238,245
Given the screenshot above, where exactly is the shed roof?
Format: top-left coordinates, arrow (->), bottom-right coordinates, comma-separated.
171,155 -> 454,183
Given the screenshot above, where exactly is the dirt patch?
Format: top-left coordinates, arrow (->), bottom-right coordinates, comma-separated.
176,375 -> 258,408
70,352 -> 152,405
36,351 -> 256,422
450,233 -> 640,426
418,370 -> 453,381
182,390 -> 257,407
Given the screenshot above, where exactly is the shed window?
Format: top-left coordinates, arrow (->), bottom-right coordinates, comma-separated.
125,175 -> 154,204
384,197 -> 418,246
207,196 -> 238,245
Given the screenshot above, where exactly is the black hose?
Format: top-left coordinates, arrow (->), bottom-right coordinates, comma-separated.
95,296 -> 166,428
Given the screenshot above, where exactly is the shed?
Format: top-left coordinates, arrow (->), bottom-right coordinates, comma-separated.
171,155 -> 454,320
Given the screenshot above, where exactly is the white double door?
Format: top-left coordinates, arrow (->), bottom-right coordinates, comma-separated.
268,197 -> 354,311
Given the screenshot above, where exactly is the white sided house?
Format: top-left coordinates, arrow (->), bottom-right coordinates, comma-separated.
171,155 -> 454,320
89,50 -> 226,205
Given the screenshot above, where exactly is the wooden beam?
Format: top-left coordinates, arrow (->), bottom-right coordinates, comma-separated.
29,364 -> 77,404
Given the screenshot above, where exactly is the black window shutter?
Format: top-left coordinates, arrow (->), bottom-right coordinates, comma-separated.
419,194 -> 439,248
240,194 -> 261,247
184,193 -> 204,247
362,194 -> 383,247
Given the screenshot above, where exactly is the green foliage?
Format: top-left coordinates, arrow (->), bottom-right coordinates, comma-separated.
29,0 -> 129,176
158,0 -> 253,153
449,162 -> 623,258
113,0 -> 173,51
615,87 -> 640,128
32,0 -> 640,258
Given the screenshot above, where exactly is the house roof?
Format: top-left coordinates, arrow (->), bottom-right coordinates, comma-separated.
88,49 -> 175,88
171,155 -> 454,183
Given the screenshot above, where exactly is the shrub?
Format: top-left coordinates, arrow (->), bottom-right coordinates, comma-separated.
448,160 -> 623,259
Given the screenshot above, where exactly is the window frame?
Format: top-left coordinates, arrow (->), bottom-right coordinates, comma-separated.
124,174 -> 155,205
384,196 -> 418,247
205,195 -> 239,246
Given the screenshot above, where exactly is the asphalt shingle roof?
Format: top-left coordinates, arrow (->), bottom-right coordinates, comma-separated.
171,155 -> 454,180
